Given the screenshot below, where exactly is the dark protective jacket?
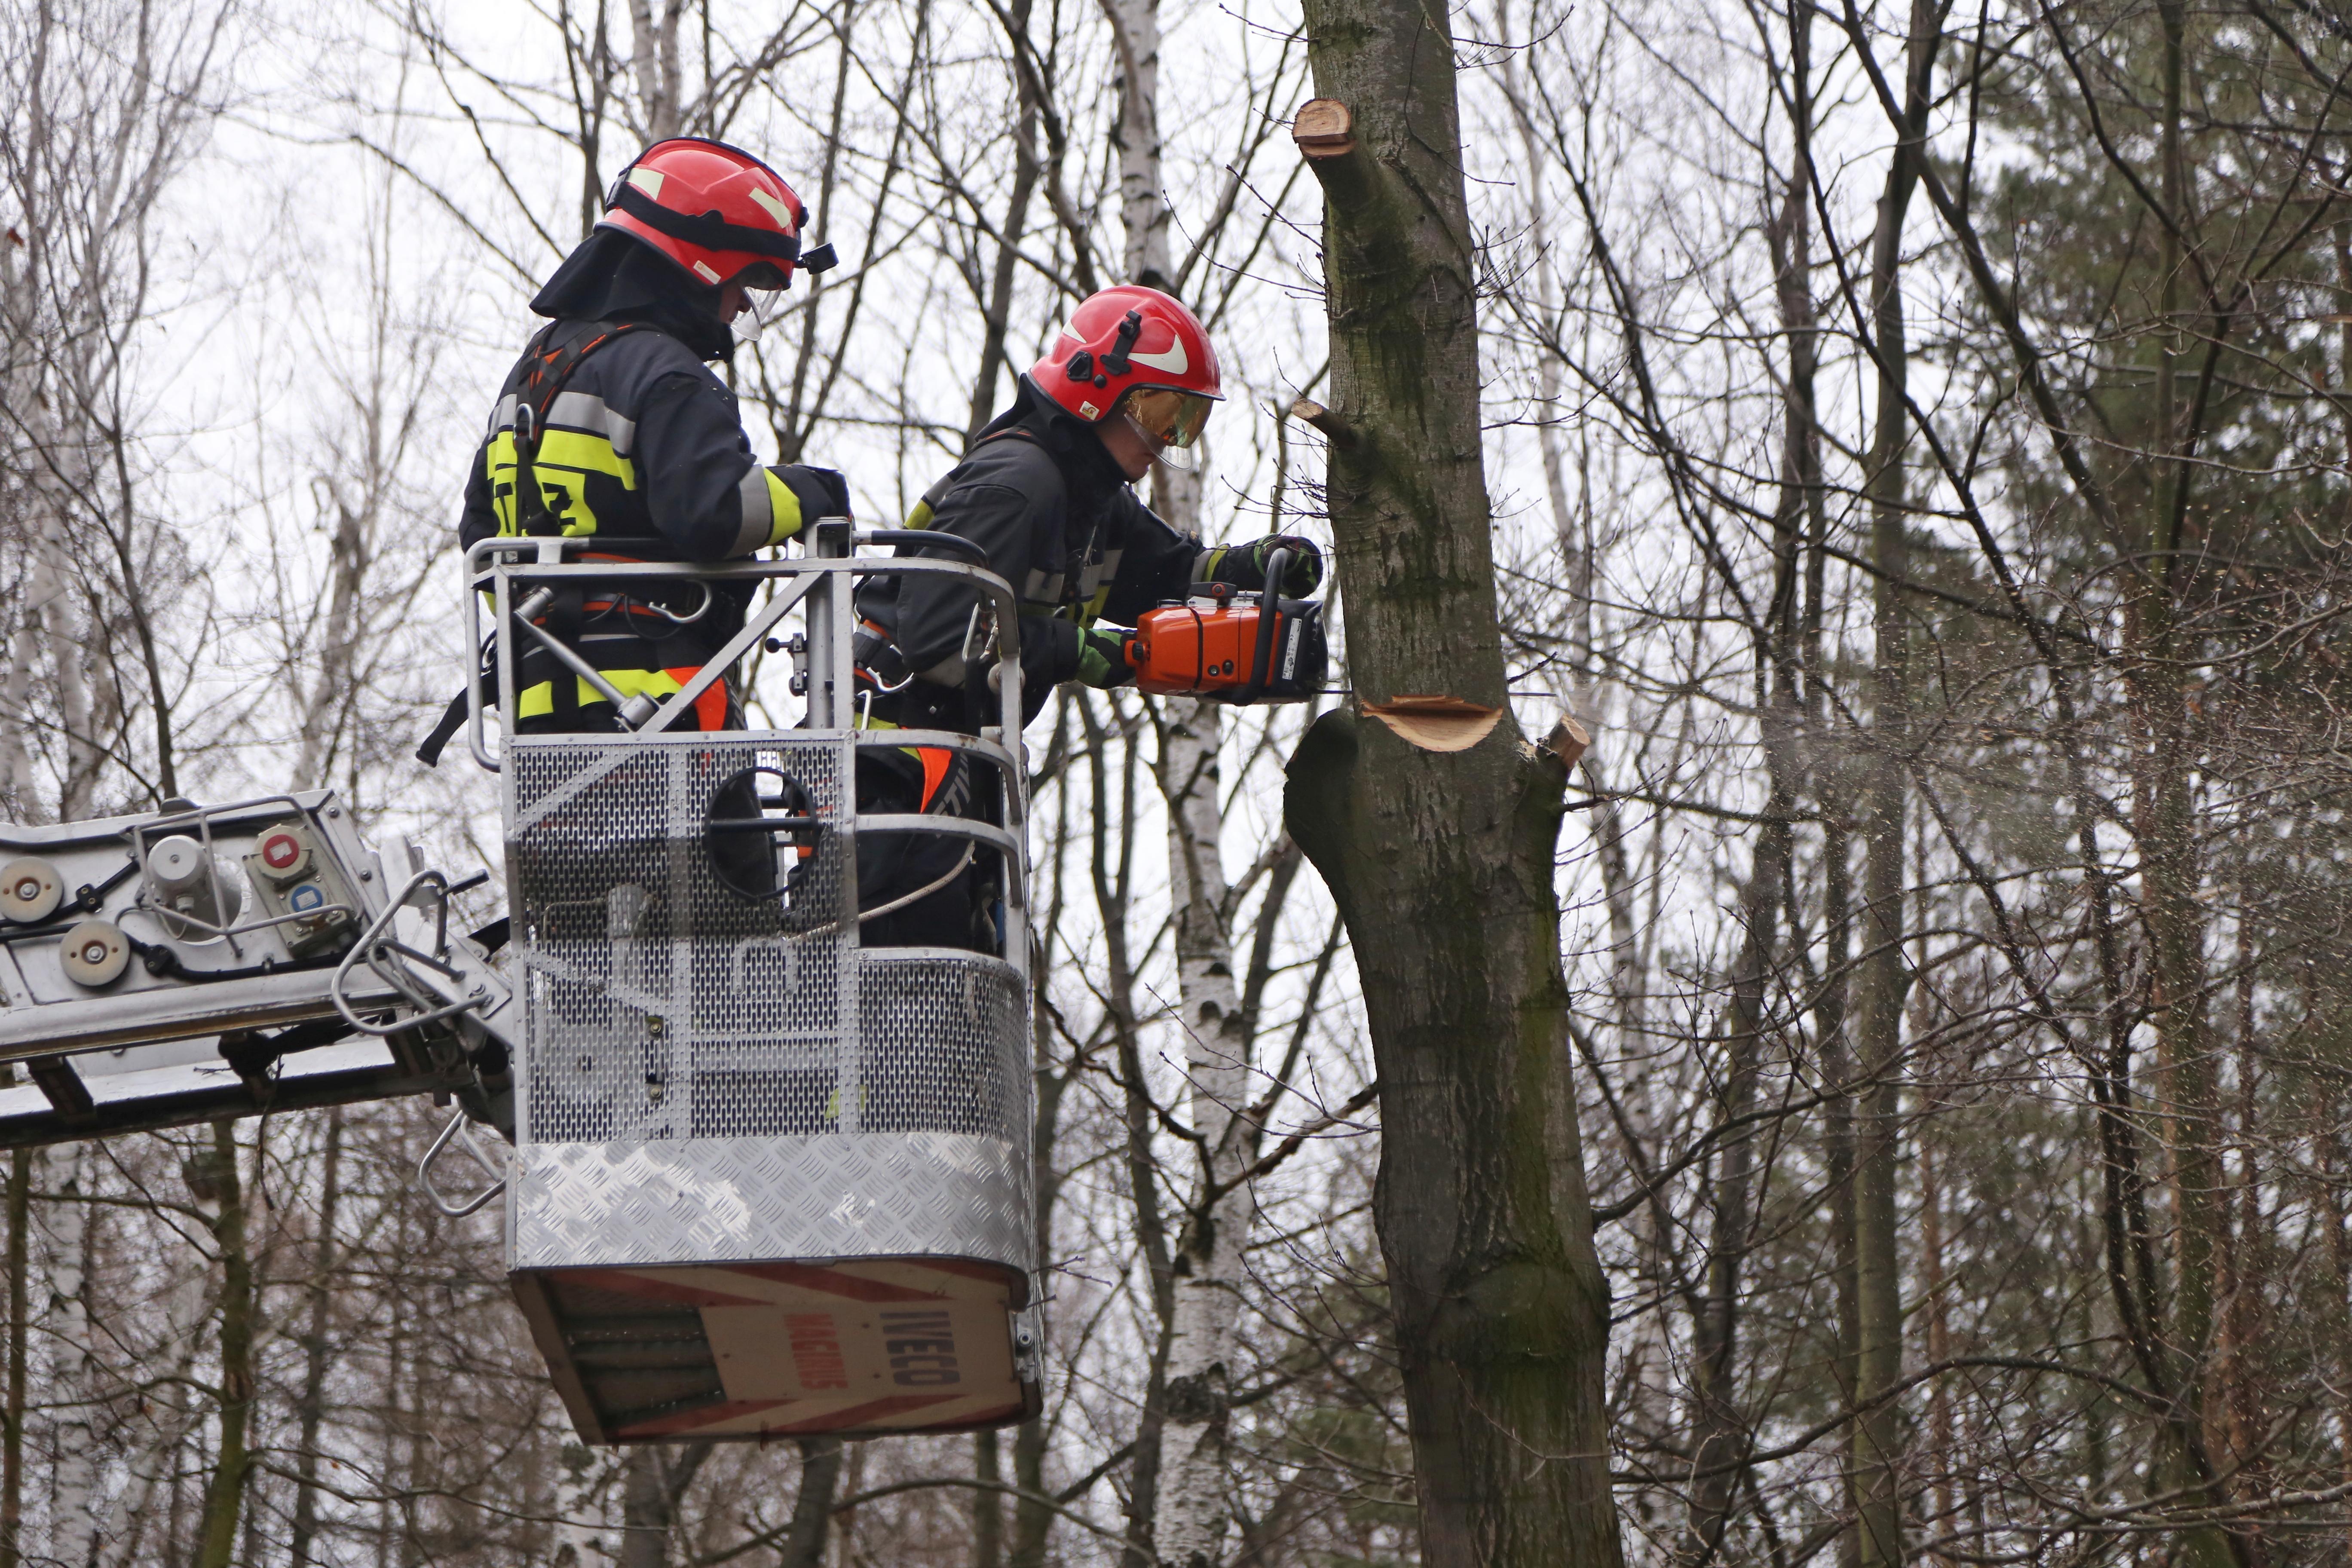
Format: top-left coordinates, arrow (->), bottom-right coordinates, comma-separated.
457,321 -> 830,563
456,288 -> 846,729
853,380 -> 1207,726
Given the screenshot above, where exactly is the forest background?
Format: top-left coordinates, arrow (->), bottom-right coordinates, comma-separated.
8,0 -> 2352,1565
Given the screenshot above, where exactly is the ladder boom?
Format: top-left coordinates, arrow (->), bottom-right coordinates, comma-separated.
0,792 -> 517,1148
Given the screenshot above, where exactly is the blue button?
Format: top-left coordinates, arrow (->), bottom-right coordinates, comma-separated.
289,882 -> 325,912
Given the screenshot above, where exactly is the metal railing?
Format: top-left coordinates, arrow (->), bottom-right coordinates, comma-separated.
463,521 -> 1031,965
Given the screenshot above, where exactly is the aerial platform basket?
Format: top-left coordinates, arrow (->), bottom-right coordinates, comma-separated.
469,523 -> 1041,1443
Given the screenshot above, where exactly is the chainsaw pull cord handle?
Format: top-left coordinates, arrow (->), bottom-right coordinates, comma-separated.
1231,546 -> 1289,706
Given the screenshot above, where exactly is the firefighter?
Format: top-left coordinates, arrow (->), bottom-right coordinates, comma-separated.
420,136 -> 852,763
851,284 -> 1323,947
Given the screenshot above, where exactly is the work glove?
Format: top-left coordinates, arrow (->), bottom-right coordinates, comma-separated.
1202,535 -> 1324,597
778,464 -> 854,524
1075,626 -> 1139,689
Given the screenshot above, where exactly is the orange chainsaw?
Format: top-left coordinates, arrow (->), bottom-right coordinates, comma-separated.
1128,546 -> 1327,703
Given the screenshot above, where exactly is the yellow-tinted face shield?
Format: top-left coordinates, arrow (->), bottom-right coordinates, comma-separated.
1119,386 -> 1217,469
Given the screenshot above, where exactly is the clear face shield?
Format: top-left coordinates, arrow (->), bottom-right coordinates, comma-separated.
726,263 -> 790,344
1118,386 -> 1217,472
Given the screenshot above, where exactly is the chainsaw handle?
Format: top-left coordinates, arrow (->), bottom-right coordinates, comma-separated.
1230,547 -> 1289,706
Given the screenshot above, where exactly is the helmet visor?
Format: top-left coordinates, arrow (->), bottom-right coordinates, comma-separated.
729,282 -> 785,344
1121,386 -> 1216,450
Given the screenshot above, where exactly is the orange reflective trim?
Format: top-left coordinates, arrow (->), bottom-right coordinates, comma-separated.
662,667 -> 730,731
917,747 -> 954,812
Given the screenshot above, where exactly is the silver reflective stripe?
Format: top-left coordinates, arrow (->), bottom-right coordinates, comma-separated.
489,394 -> 518,435
1077,547 -> 1124,600
732,466 -> 775,555
546,389 -> 639,456
1023,568 -> 1063,601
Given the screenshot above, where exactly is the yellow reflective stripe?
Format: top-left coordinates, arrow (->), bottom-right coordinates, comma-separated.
850,707 -> 926,763
535,429 -> 636,486
517,668 -> 687,719
1079,586 -> 1111,625
486,431 -> 520,534
486,430 -> 603,538
763,469 -> 803,547
904,499 -> 934,530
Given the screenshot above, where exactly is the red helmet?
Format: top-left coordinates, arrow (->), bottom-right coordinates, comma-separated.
1029,286 -> 1222,466
598,138 -> 837,293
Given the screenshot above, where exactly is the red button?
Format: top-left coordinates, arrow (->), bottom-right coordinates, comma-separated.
261,832 -> 303,870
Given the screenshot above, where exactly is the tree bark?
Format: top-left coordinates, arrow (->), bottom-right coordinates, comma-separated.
50,1145 -> 100,1568
2135,13 -> 2235,1566
555,1442 -> 616,1566
289,1107 -> 347,1568
965,0 -> 1041,443
974,1430 -> 1005,1568
1280,58 -> 1624,1566
1081,692 -> 1176,1567
1108,0 -> 1170,293
1118,21 -> 1257,1551
192,1121 -> 256,1568
1151,683 -> 1254,1568
1849,8 -> 1943,1562
0,1146 -> 23,1568
617,1443 -> 711,1568
1011,937 -> 1072,1568
777,1438 -> 843,1568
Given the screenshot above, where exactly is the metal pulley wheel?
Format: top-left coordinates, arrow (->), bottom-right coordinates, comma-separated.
60,920 -> 130,987
0,858 -> 62,924
146,833 -> 242,938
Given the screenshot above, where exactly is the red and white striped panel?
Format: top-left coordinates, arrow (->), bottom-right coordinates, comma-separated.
563,1257 -> 1027,1439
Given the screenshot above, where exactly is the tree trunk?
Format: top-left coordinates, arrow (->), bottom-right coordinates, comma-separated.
1850,8 -> 1943,1561
1118,12 -> 1257,1547
1152,683 -> 1254,1568
50,1145 -> 100,1568
965,6 -> 1040,443
1082,692 -> 1176,1567
290,1107 -> 347,1568
1011,968 -> 1072,1568
973,1430 -> 1004,1568
0,1146 -> 24,1568
776,1438 -> 843,1568
626,0 -> 683,140
1280,44 -> 1624,1565
1109,0 -> 1169,293
193,1121 -> 256,1568
2135,13 -> 2234,1566
297,497 -> 370,792
616,1443 -> 711,1568
554,1440 -> 613,1566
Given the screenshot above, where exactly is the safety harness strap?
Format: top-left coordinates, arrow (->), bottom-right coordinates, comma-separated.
510,319 -> 646,538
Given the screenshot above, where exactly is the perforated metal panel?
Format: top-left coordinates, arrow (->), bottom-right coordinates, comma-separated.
502,732 -> 1037,1443
510,737 -> 854,1146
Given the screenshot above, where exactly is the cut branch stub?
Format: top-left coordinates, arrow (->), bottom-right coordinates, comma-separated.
1541,714 -> 1591,770
1288,398 -> 1358,449
1292,98 -> 1356,157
